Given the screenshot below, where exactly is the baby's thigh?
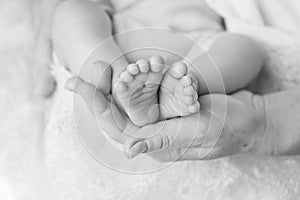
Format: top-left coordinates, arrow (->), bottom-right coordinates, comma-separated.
115,29 -> 195,65
52,0 -> 111,69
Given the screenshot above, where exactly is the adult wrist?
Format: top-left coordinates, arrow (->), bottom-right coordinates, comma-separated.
246,94 -> 270,155
234,93 -> 268,156
256,94 -> 281,155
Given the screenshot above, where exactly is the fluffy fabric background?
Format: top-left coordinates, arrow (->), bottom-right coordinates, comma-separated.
0,0 -> 53,199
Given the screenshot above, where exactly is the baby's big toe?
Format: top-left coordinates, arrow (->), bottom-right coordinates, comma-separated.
119,71 -> 134,83
149,55 -> 164,72
115,70 -> 133,93
127,64 -> 140,75
169,62 -> 188,79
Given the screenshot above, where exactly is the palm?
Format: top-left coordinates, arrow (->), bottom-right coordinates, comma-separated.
149,92 -> 265,161
127,92 -> 265,161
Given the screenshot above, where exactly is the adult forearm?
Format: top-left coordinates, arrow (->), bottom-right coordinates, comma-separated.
260,88 -> 300,156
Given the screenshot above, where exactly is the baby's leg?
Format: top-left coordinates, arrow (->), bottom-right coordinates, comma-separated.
51,0 -> 128,92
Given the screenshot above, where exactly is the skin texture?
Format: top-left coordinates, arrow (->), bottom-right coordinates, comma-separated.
51,0 -> 129,111
51,0 -> 262,126
64,73 -> 268,162
115,57 -> 164,126
52,0 -> 276,161
115,56 -> 200,126
65,64 -> 300,162
259,89 -> 300,156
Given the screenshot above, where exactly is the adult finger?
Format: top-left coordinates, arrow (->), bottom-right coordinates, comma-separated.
79,60 -> 112,95
125,94 -> 227,158
148,146 -> 225,162
124,112 -> 208,158
65,76 -> 131,143
91,61 -> 112,95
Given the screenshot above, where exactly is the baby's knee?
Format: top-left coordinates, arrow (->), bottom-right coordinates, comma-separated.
52,0 -> 110,39
52,1 -> 79,34
54,0 -> 108,22
53,0 -> 88,24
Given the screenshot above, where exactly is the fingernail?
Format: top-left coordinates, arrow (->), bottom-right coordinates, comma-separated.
64,77 -> 82,93
128,141 -> 147,159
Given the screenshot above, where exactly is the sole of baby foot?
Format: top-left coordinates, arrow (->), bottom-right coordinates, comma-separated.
114,55 -> 165,126
159,61 -> 200,120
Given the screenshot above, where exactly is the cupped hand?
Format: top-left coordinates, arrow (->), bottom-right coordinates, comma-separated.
129,91 -> 267,161
65,75 -> 266,162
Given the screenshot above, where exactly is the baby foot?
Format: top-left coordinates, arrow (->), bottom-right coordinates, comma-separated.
114,56 -> 164,126
159,61 -> 200,119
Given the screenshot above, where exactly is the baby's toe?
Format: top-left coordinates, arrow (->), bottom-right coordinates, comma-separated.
183,96 -> 196,105
169,62 -> 187,79
193,93 -> 198,101
119,71 -> 134,83
181,75 -> 192,87
188,101 -> 200,113
183,86 -> 195,96
127,64 -> 140,75
149,55 -> 164,72
136,59 -> 150,73
190,74 -> 198,92
114,81 -> 128,92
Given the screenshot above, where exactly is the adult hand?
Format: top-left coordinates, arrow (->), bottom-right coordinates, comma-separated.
129,91 -> 267,161
65,76 -> 267,162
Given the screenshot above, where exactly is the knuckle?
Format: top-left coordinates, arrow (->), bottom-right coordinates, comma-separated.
159,133 -> 171,150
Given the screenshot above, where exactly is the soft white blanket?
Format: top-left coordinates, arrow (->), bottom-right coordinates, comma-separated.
0,0 -> 54,199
